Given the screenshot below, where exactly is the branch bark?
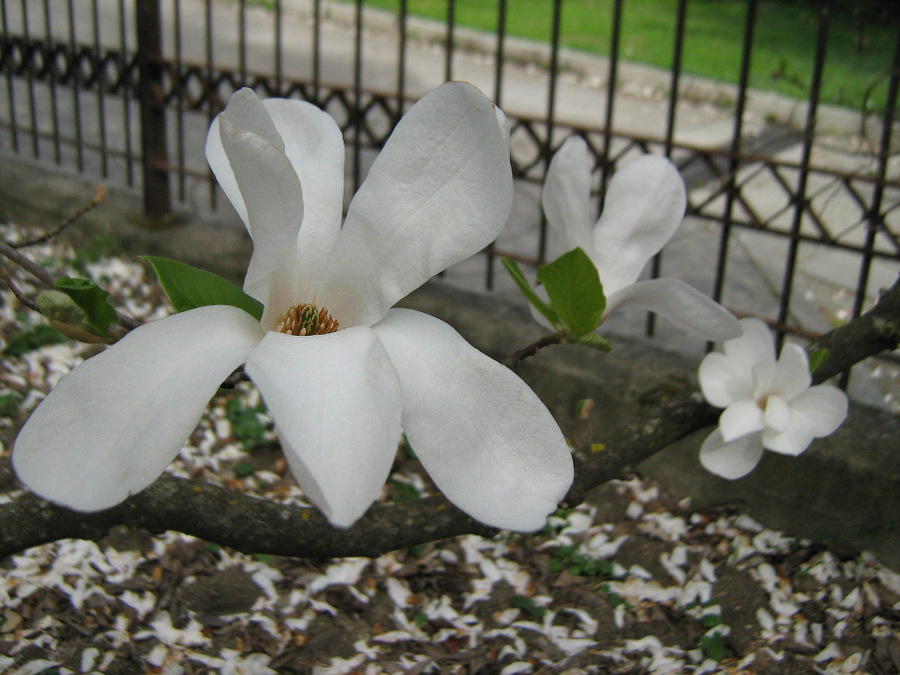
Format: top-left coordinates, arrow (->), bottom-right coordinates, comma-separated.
1,276 -> 897,561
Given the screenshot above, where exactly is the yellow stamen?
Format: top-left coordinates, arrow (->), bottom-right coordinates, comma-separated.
276,303 -> 339,336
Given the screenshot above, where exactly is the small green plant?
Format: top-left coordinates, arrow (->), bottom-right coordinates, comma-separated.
511,595 -> 547,620
548,544 -> 617,578
0,393 -> 22,417
224,396 -> 269,452
700,630 -> 727,661
389,478 -> 421,504
234,461 -> 257,477
2,324 -> 66,357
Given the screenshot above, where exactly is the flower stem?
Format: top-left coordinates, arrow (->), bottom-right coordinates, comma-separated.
504,331 -> 566,369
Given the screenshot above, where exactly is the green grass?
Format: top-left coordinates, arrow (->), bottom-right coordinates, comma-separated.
348,0 -> 895,112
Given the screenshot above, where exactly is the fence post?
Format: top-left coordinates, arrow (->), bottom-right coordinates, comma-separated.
136,0 -> 171,218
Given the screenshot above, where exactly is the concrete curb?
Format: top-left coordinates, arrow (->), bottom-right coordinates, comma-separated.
2,157 -> 898,570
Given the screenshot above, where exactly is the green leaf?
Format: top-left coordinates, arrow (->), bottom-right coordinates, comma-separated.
0,393 -> 22,417
501,256 -> 559,327
701,632 -> 727,661
2,324 -> 66,357
36,289 -> 89,327
536,248 -> 606,338
53,277 -> 119,337
143,256 -> 263,321
808,347 -> 830,374
234,461 -> 257,477
700,613 -> 723,628
225,396 -> 269,452
389,479 -> 421,504
575,332 -> 613,352
511,595 -> 547,620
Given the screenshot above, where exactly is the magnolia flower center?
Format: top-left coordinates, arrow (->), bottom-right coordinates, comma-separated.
276,303 -> 340,336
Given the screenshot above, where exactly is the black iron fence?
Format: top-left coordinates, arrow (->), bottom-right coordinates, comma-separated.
1,1 -> 899,360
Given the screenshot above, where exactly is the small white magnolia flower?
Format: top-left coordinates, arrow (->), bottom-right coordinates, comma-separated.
698,318 -> 848,479
13,83 -> 574,530
540,136 -> 741,340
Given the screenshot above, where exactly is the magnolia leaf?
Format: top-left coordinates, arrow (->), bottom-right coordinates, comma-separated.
52,277 -> 118,337
48,319 -> 115,344
536,247 -> 606,338
808,347 -> 830,374
501,256 -> 559,327
143,256 -> 263,320
37,289 -> 89,327
576,332 -> 613,352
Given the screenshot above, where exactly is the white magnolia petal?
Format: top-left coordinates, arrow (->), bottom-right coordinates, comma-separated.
542,136 -> 595,254
788,385 -> 848,439
205,88 -> 285,233
317,82 -> 513,327
263,99 -> 345,296
699,428 -> 765,479
495,103 -> 511,152
774,342 -> 812,399
719,400 -> 766,442
763,383 -> 847,455
244,328 -> 403,528
219,116 -> 305,306
224,88 -> 284,150
13,306 -> 264,511
373,309 -> 573,531
723,318 -> 776,375
764,395 -> 791,432
698,352 -> 754,408
592,155 -> 686,295
604,278 -> 741,341
207,116 -> 246,225
762,425 -> 814,456
752,361 -> 778,401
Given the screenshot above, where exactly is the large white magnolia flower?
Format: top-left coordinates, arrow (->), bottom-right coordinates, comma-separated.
541,136 -> 740,341
698,318 -> 848,479
13,83 -> 574,531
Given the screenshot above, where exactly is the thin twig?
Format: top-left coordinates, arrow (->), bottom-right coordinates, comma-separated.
0,237 -> 142,332
0,263 -> 41,313
503,331 -> 566,368
0,238 -> 57,288
9,185 -> 108,249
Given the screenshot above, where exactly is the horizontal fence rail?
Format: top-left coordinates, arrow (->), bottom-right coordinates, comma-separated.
1,0 -> 899,383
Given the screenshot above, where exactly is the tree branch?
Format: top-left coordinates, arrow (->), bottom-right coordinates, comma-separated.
1,276 -> 897,561
809,274 -> 900,384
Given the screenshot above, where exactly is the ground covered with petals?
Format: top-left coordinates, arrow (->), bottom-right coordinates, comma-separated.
1,227 -> 899,674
